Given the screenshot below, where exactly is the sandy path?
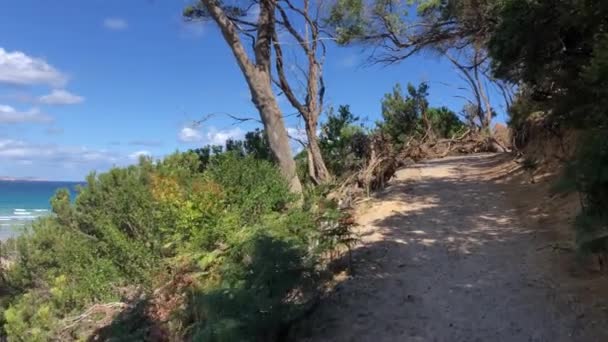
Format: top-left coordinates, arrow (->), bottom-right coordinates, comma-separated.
298,154 -> 607,342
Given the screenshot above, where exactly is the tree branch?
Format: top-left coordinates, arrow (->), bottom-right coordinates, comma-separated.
200,0 -> 255,74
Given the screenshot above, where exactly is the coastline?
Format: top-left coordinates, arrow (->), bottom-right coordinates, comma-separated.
0,180 -> 81,240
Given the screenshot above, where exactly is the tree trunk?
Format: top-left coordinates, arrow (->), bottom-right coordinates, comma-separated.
201,0 -> 302,194
273,3 -> 331,184
421,108 -> 435,142
304,118 -> 330,184
303,58 -> 330,184
249,71 -> 302,193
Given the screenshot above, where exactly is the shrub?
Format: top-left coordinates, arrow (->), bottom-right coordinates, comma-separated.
1,150 -> 336,341
187,233 -> 314,341
207,153 -> 293,218
319,105 -> 370,177
557,131 -> 608,254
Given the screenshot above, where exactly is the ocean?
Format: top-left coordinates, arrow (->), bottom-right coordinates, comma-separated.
0,180 -> 82,240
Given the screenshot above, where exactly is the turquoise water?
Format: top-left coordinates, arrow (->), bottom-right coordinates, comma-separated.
0,180 -> 81,240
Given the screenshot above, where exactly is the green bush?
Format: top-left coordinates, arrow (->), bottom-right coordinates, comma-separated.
319,105 -> 370,177
379,83 -> 465,148
207,153 -> 293,219
188,233 -> 314,341
558,131 -> 608,254
1,150 -> 336,341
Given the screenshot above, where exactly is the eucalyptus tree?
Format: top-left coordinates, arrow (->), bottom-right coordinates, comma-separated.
272,0 -> 332,184
185,0 -> 334,187
184,1 -> 302,193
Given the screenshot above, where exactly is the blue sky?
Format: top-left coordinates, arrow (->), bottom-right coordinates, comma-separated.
0,0 -> 507,181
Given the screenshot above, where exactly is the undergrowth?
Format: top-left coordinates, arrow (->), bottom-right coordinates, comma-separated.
557,131 -> 608,255
0,151 -> 353,341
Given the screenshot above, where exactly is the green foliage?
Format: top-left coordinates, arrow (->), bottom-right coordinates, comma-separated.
184,2 -> 250,23
3,217 -> 123,341
580,34 -> 608,128
189,128 -> 273,173
1,148 -> 337,341
379,82 -> 464,146
558,131 -> 608,254
328,0 -> 442,45
188,233 -> 313,341
207,153 -> 292,216
379,83 -> 427,145
427,106 -> 466,139
328,0 -> 497,60
244,128 -> 273,162
486,0 -> 608,256
319,105 -> 369,176
327,0 -> 367,44
489,0 -> 608,128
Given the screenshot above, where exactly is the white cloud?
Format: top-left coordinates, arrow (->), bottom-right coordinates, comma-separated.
103,17 -> 128,31
0,139 -> 118,165
0,48 -> 67,87
178,126 -> 244,145
39,89 -> 84,105
179,127 -> 203,143
0,139 -> 162,180
129,150 -> 151,160
206,127 -> 244,145
0,105 -> 52,124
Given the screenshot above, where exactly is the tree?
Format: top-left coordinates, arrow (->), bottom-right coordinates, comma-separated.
427,106 -> 465,139
244,128 -> 273,161
487,0 -> 608,128
484,0 -> 608,254
380,82 -> 465,146
184,1 -> 302,193
327,0 -> 513,132
328,0 -> 489,61
379,83 -> 429,145
319,105 -> 369,175
271,0 -> 332,184
225,138 -> 245,155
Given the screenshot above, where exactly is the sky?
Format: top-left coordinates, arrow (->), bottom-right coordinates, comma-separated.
0,0 -> 508,181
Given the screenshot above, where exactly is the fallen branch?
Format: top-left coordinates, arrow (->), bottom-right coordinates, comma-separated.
60,302 -> 129,333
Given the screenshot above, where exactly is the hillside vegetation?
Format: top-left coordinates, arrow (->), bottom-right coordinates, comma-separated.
0,152 -> 342,340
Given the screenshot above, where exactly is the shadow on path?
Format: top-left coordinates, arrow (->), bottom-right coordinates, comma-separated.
295,154 -> 605,342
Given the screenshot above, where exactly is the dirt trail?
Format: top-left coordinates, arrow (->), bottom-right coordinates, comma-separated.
299,154 -> 608,342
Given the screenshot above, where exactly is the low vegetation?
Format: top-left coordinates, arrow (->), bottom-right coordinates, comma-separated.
0,150 -> 352,341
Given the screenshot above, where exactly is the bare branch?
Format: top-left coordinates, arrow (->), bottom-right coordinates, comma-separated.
272,30 -> 306,115
193,111 -> 262,126
200,0 -> 255,74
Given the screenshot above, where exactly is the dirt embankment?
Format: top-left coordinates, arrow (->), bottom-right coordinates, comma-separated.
294,153 -> 608,342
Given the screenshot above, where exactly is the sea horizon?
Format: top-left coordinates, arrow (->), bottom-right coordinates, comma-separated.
0,176 -> 83,182
0,180 -> 82,240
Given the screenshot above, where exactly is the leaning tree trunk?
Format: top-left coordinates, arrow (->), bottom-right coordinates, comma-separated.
304,117 -> 330,184
201,0 -> 302,194
249,72 -> 302,193
302,59 -> 331,184
272,2 -> 332,185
